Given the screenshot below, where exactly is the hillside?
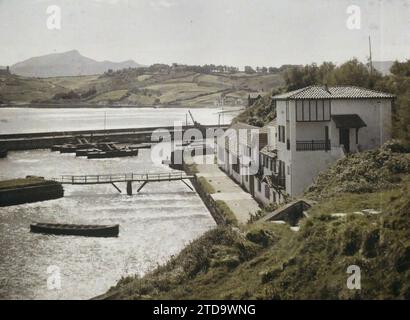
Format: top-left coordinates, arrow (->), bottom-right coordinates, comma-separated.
105,142 -> 410,299
232,90 -> 277,126
10,50 -> 142,78
0,68 -> 284,107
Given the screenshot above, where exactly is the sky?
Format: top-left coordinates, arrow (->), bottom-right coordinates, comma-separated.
0,0 -> 409,68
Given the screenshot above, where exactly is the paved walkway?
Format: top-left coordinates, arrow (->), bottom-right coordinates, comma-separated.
190,155 -> 260,224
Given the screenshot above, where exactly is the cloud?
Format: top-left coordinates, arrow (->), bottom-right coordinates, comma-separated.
150,0 -> 177,9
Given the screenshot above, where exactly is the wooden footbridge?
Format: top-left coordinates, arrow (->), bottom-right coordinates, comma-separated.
52,172 -> 195,195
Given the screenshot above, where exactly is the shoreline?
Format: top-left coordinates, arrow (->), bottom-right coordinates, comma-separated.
0,103 -> 245,110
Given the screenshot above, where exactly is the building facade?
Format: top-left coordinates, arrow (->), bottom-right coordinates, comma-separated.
218,85 -> 394,206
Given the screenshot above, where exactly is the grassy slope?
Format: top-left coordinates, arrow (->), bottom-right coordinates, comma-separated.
0,71 -> 284,107
0,177 -> 59,190
107,143 -> 410,300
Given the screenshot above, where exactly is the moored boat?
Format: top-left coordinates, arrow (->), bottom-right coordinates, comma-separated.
0,149 -> 8,158
30,223 -> 119,237
87,149 -> 138,159
76,148 -> 100,157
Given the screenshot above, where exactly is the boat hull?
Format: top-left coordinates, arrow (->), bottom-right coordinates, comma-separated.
30,223 -> 119,238
87,150 -> 138,159
0,149 -> 7,158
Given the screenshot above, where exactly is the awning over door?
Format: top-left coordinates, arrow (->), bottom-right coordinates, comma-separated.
331,114 -> 367,128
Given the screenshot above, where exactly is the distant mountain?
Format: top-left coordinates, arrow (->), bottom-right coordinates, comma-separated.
10,50 -> 143,78
373,61 -> 394,76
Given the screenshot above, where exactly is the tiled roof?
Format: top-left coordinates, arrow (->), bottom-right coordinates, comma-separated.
273,86 -> 395,100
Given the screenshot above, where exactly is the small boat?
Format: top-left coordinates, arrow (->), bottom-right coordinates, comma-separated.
59,144 -> 78,153
30,223 -> 119,237
76,148 -> 100,157
0,149 -> 8,158
51,145 -> 62,152
87,149 -> 138,159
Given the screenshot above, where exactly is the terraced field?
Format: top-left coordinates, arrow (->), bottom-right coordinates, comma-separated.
0,70 -> 284,107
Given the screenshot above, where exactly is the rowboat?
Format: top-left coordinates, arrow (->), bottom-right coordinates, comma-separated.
30,223 -> 119,237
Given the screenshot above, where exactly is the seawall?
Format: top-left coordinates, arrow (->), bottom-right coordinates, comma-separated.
0,178 -> 64,207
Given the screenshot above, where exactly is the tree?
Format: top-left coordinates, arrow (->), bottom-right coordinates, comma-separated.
244,66 -> 256,74
396,95 -> 410,146
390,60 -> 410,77
332,59 -> 371,87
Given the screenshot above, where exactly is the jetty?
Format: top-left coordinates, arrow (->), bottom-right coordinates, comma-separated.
0,125 -> 228,151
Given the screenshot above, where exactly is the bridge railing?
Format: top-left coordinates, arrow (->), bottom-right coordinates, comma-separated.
56,172 -> 191,184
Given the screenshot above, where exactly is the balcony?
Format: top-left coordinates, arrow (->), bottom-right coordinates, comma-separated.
271,174 -> 286,189
296,140 -> 330,151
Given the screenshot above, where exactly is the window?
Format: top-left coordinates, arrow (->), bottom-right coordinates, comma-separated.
296,101 -> 303,121
247,146 -> 252,157
286,101 -> 289,121
278,125 -> 286,143
273,191 -> 276,203
278,160 -> 285,178
303,101 -> 310,120
233,157 -> 240,173
324,100 -> 331,120
296,100 -> 331,122
257,179 -> 261,192
310,100 -> 316,120
265,184 -> 270,199
317,101 -> 324,120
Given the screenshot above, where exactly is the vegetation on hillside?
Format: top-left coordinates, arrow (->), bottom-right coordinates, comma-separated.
238,58 -> 410,146
232,89 -> 279,126
306,141 -> 410,200
0,64 -> 284,107
106,143 -> 410,299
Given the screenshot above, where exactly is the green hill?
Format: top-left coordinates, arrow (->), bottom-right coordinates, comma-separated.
104,142 -> 410,300
0,69 -> 284,107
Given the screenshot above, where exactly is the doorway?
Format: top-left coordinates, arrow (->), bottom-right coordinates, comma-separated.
339,128 -> 350,153
249,175 -> 255,196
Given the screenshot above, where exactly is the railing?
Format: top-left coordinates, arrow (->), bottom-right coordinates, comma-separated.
296,140 -> 330,151
55,172 -> 191,184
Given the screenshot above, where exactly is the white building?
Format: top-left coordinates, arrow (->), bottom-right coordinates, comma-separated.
270,85 -> 394,198
218,85 -> 395,205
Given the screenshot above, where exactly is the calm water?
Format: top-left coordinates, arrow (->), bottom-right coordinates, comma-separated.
0,149 -> 216,300
0,107 -> 237,300
0,107 -> 237,134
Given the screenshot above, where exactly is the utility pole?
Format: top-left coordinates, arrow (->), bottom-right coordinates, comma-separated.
368,36 -> 373,76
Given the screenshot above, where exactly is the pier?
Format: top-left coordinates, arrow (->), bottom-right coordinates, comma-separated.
0,125 -> 228,151
52,172 -> 195,195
